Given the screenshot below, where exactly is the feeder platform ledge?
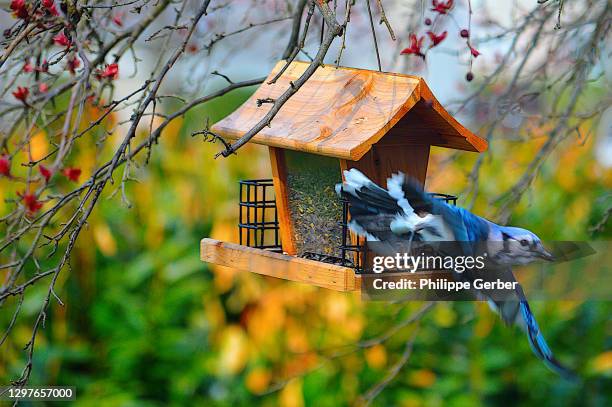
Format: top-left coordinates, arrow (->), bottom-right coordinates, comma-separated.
200,238 -> 360,291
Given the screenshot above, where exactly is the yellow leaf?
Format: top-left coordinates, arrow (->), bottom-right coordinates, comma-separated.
323,293 -> 349,322
247,296 -> 286,344
279,378 -> 304,407
286,321 -> 309,353
399,395 -> 423,407
408,369 -> 436,388
564,196 -> 590,226
590,351 -> 612,373
93,222 -> 117,256
30,131 -> 48,162
474,303 -> 494,338
432,304 -> 456,327
218,325 -> 249,375
245,367 -> 271,394
158,116 -> 183,147
203,298 -> 226,331
365,344 -> 387,369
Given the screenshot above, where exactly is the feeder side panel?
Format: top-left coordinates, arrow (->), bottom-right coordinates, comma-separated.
343,144 -> 430,187
284,151 -> 343,257
374,144 -> 430,185
269,147 -> 298,255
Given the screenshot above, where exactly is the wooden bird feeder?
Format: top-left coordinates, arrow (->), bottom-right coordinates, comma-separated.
200,60 -> 488,291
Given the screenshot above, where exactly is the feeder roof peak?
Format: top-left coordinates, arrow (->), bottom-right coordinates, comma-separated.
211,60 -> 487,160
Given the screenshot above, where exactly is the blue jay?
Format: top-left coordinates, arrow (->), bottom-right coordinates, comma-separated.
336,168 -> 574,379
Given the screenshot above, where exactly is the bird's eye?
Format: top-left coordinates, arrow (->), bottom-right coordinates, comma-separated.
520,239 -> 529,246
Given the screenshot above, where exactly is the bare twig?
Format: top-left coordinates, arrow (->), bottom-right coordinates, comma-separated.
270,0 -> 315,84
366,0 -> 383,71
281,0 -> 310,59
375,0 -> 396,40
216,0 -> 344,157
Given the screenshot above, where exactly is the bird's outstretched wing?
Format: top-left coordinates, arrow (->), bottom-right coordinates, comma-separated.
335,169 -> 402,239
387,172 -> 490,243
336,169 -> 575,379
392,172 -> 576,378
335,169 -> 416,255
337,169 -> 464,244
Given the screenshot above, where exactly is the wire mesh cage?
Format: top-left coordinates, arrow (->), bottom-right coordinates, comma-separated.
238,179 -> 282,252
337,198 -> 368,272
238,178 -> 458,273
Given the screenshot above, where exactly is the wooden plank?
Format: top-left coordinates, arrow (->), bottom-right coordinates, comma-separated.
373,144 -> 430,186
268,147 -> 297,255
343,144 -> 429,188
417,81 -> 488,152
210,60 -> 487,160
346,149 -> 379,184
201,238 -> 359,291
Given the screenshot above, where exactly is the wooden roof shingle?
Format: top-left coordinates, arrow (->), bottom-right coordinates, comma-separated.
211,60 -> 487,160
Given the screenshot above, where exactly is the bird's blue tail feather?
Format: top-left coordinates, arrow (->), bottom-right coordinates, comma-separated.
519,301 -> 577,380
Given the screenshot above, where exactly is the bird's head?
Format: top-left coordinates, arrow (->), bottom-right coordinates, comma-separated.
493,226 -> 555,265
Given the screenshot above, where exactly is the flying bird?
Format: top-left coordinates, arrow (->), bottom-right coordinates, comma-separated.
336,168 -> 574,379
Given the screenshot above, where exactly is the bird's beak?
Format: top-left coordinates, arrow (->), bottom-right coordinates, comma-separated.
538,248 -> 555,262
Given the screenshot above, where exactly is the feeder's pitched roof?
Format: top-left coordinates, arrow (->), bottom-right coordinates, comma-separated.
211,60 -> 487,160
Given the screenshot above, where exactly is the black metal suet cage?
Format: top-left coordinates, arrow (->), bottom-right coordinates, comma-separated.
238,179 -> 282,252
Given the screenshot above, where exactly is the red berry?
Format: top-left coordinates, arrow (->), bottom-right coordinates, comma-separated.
466,72 -> 474,82
53,32 -> 71,48
67,56 -> 80,74
62,167 -> 81,182
12,86 -> 29,103
427,31 -> 448,47
460,29 -> 469,38
0,155 -> 11,177
21,192 -> 43,214
10,0 -> 29,20
400,34 -> 426,59
112,14 -> 123,27
97,63 -> 119,80
39,164 -> 52,182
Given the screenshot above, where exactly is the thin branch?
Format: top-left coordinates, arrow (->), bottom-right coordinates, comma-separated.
270,0 -> 315,85
375,0 -> 396,40
216,1 -> 344,157
281,0 -> 309,59
366,0 -> 382,71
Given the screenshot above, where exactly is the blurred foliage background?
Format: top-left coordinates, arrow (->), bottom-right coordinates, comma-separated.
1,79 -> 611,407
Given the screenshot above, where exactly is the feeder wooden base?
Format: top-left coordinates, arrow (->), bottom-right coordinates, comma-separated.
200,238 -> 360,291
